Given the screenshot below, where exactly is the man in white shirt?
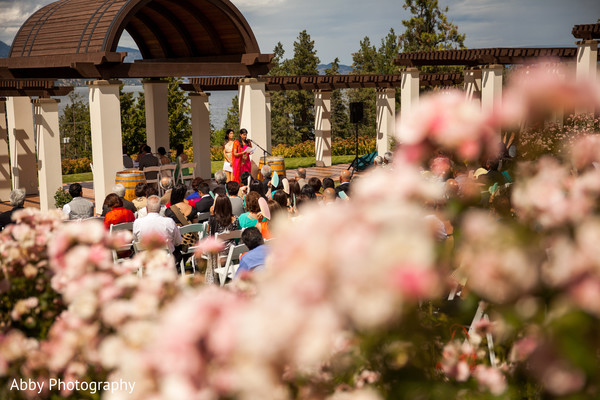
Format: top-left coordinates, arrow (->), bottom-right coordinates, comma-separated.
133,195 -> 182,258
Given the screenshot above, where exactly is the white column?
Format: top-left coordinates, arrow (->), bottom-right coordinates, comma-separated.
143,79 -> 170,153
6,96 -> 37,194
400,68 -> 419,121
265,92 -> 272,156
481,64 -> 503,113
190,92 -> 211,180
376,88 -> 395,155
238,78 -> 269,175
464,68 -> 482,106
33,98 -> 63,212
576,40 -> 598,114
88,80 -> 123,215
0,99 -> 11,201
314,91 -> 332,167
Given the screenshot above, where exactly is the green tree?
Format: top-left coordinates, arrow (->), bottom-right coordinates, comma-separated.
120,87 -> 146,155
166,77 -> 193,148
215,95 -> 240,146
326,58 -> 350,139
268,41 -> 297,146
59,91 -> 91,159
399,0 -> 465,52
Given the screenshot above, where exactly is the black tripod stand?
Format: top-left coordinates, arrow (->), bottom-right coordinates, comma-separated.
347,102 -> 363,176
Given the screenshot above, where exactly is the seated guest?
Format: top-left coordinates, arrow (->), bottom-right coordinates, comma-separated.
137,186 -> 166,218
226,181 -> 244,216
383,151 -> 393,166
238,191 -> 263,229
235,227 -> 268,278
157,147 -> 171,165
260,165 -> 272,194
63,183 -> 94,220
213,170 -> 227,191
102,184 -> 136,216
132,183 -> 147,211
288,179 -> 301,199
323,187 -> 337,205
103,193 -> 135,229
138,145 -> 159,180
272,190 -> 289,210
165,183 -> 198,225
373,155 -> 384,167
258,199 -> 282,240
322,177 -> 335,191
208,195 -> 240,255
308,177 -> 322,199
0,189 -> 26,229
335,170 -> 352,198
249,179 -> 265,198
185,177 -> 205,202
133,195 -> 182,266
191,182 -> 213,212
123,146 -> 134,168
300,184 -> 316,200
295,168 -> 307,189
159,176 -> 173,205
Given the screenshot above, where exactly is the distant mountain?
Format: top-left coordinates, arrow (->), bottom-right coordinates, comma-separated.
117,46 -> 143,63
0,41 -> 10,58
317,63 -> 352,75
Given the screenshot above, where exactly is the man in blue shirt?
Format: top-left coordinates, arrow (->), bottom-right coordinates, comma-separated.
235,227 -> 268,277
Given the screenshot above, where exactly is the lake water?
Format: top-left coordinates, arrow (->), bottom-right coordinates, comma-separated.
57,86 -> 237,130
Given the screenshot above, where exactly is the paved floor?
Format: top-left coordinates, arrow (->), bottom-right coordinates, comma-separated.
0,163 -> 359,213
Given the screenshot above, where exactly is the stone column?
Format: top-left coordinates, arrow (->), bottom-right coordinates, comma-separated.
265,92 -> 272,156
190,92 -> 211,180
400,68 -> 419,121
464,68 -> 482,105
6,96 -> 37,194
481,64 -> 503,113
576,40 -> 598,114
88,80 -> 123,215
0,99 -> 11,201
33,98 -> 62,212
376,88 -> 395,155
314,91 -> 332,167
143,79 -> 170,154
238,78 -> 269,175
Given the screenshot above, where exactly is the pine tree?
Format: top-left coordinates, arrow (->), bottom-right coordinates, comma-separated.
166,77 -> 193,148
268,41 -> 298,145
59,91 -> 91,159
120,87 -> 146,155
326,58 -> 350,139
400,0 -> 465,52
217,95 -> 240,146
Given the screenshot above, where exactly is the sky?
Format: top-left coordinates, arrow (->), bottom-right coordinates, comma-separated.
1,0 -> 599,65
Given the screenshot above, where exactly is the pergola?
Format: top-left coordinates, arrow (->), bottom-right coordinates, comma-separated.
0,0 -> 272,213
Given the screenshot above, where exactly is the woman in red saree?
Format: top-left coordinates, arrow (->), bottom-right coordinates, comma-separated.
232,128 -> 252,183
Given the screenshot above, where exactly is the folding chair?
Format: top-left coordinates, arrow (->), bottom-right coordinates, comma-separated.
109,222 -> 134,267
143,166 -> 161,188
214,242 -> 249,286
197,211 -> 211,223
179,222 -> 208,274
179,162 -> 196,187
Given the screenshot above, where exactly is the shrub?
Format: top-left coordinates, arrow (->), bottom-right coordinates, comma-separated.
61,157 -> 92,175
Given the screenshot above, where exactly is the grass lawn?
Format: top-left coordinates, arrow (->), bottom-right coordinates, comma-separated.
63,156 -> 357,182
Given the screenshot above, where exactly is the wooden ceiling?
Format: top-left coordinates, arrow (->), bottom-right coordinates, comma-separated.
0,80 -> 73,97
1,0 -> 272,79
395,47 -> 577,67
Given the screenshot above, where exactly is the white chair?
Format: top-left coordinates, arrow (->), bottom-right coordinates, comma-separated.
109,222 -> 134,265
143,166 -> 161,188
197,211 -> 211,223
179,162 -> 196,187
179,222 -> 208,274
214,242 -> 249,286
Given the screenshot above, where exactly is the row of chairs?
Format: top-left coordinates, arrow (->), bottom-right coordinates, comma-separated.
142,163 -> 196,195
109,220 -> 248,285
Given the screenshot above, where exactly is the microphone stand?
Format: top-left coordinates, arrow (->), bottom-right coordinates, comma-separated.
249,140 -> 272,165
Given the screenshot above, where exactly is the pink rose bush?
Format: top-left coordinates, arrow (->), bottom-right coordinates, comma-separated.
1,63 -> 600,399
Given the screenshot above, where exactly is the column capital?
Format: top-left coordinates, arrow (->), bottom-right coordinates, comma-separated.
401,67 -> 420,74
464,69 -> 482,79
86,79 -> 123,87
238,77 -> 268,85
482,64 -> 503,71
575,40 -> 599,47
31,98 -> 60,105
376,87 -> 396,94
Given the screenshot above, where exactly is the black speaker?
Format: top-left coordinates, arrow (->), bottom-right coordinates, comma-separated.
349,102 -> 363,124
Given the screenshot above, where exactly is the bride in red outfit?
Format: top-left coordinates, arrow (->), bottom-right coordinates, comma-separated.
231,128 -> 252,183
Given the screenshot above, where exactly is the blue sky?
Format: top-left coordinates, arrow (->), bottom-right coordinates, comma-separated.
1,0 -> 598,65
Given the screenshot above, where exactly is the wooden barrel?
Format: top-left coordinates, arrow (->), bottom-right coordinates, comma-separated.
257,157 -> 286,181
115,170 -> 146,201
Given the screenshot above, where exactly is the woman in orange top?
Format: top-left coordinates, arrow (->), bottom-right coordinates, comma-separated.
103,193 -> 135,229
